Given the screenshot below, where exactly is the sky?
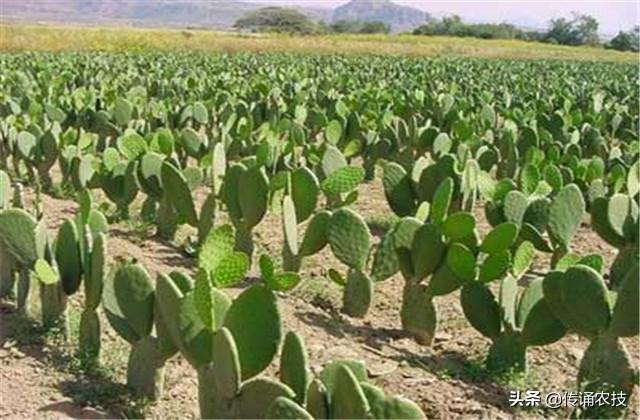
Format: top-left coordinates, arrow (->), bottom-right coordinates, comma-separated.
250,0 -> 638,35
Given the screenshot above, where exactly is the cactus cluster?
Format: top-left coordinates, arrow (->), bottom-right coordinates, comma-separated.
590,193 -> 639,288
103,260 -> 176,399
543,263 -> 638,417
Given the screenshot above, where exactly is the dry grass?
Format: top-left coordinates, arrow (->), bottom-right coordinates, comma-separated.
1,22 -> 636,63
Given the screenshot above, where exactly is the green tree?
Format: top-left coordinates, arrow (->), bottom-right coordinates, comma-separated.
607,26 -> 640,52
545,13 -> 600,46
234,7 -> 319,34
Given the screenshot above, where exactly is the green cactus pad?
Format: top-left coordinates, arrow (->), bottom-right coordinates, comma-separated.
383,162 -> 416,217
224,285 -> 281,380
428,263 -> 464,296
300,210 -> 331,257
590,197 -> 626,247
411,224 -> 446,280
213,254 -> 249,288
499,276 -> 518,331
401,284 -> 437,345
34,259 -> 58,285
608,194 -> 639,241
512,241 -> 535,279
371,229 -> 399,282
180,127 -> 203,157
86,233 -> 106,310
280,332 -> 308,404
117,132 -> 148,160
238,167 -> 269,229
0,209 -> 38,266
193,270 -> 231,331
322,145 -> 347,176
479,250 -> 511,284
609,260 -> 639,337
441,212 -> 476,241
522,198 -> 550,232
521,299 -> 567,346
199,225 -> 248,287
0,171 -> 10,208
461,283 -> 501,339
232,378 -> 296,419
429,177 -> 453,225
561,266 -> 611,337
361,383 -> 387,419
520,223 -> 553,252
328,208 -> 372,271
486,334 -> 527,373
480,223 -> 518,255
519,164 -> 541,195
321,166 -> 365,195
113,98 -> 132,126
212,327 -> 241,400
222,163 -> 246,221
503,190 -> 529,226
393,217 -> 422,250
548,184 -> 585,247
55,219 -> 82,295
515,278 -> 544,329
385,396 -> 426,419
283,195 -> 299,256
343,270 -> 373,318
103,261 -> 154,343
331,365 -> 370,419
320,359 -> 368,394
291,167 -> 319,222
266,397 -> 313,420
446,243 -> 476,282
306,380 -> 330,419
161,161 -> 197,227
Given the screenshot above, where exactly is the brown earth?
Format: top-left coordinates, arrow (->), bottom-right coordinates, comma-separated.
0,177 -> 638,419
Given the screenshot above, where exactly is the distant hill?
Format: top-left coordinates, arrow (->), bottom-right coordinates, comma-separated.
332,0 -> 429,33
1,0 -> 424,32
0,0 -> 332,29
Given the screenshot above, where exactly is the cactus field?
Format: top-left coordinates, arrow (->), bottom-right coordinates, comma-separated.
0,52 -> 638,418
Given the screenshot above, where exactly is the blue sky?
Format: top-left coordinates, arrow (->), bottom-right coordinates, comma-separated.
250,0 -> 638,35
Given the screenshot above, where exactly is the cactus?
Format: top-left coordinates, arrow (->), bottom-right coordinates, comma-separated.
590,193 -> 639,288
198,225 -> 249,289
543,262 -> 638,417
221,163 -> 269,259
0,209 -> 38,313
103,260 -> 175,399
326,208 -> 374,318
101,161 -> 138,219
155,266 -> 284,418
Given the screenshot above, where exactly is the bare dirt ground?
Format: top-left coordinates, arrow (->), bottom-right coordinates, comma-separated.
0,177 -> 638,419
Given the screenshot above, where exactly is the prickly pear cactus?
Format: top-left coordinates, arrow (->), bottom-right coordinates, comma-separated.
103,260 -> 169,400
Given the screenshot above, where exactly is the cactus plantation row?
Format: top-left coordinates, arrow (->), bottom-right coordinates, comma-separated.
0,52 -> 638,418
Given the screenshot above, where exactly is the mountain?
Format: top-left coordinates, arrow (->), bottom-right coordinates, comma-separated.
0,0 -> 331,29
1,0 -> 422,31
332,0 -> 429,32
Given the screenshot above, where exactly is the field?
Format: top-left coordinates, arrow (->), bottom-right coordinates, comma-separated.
1,23 -> 638,62
0,27 -> 639,420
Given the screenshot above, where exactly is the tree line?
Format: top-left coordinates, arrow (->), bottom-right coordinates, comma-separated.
233,7 -> 639,53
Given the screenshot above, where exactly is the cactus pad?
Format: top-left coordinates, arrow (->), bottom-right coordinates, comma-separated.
343,270 -> 373,318
223,285 -> 281,380
328,208 -> 372,271
461,283 -> 501,339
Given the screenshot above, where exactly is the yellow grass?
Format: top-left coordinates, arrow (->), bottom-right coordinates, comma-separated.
1,22 -> 636,63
